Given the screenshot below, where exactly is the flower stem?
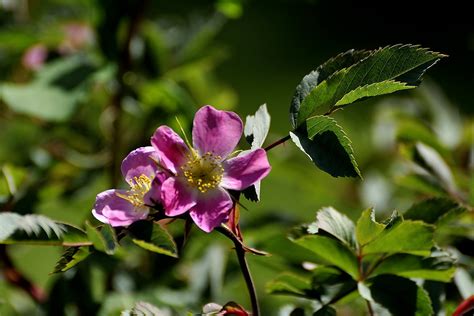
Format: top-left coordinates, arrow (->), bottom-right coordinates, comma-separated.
366,300 -> 375,316
217,226 -> 260,316
264,134 -> 291,152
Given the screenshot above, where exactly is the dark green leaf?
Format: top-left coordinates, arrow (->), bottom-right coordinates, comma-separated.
290,49 -> 370,128
313,306 -> 336,316
266,273 -> 313,297
404,197 -> 467,225
310,207 -> 356,250
356,208 -> 385,246
290,116 -> 360,178
0,212 -> 89,246
1,56 -> 97,122
293,45 -> 445,126
51,246 -> 90,274
369,275 -> 434,316
127,221 -> 178,258
363,219 -> 434,256
294,235 -> 359,279
1,83 -> 81,121
370,251 -> 456,282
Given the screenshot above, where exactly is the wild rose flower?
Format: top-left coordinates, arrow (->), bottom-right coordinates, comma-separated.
151,105 -> 271,232
92,147 -> 165,227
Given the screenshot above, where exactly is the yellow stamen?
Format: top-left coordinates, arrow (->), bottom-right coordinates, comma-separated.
181,151 -> 224,193
116,174 -> 152,207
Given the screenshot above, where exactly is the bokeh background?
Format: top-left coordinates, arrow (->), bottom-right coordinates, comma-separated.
0,0 -> 472,315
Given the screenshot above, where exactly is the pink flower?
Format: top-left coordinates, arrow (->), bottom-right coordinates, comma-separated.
22,44 -> 47,70
92,147 -> 165,227
151,105 -> 271,232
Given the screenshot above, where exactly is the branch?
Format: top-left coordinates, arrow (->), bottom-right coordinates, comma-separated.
217,225 -> 260,316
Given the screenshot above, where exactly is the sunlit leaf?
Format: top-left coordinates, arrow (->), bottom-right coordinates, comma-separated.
295,235 -> 359,279
127,221 -> 178,258
52,246 -> 90,274
309,207 -> 356,250
290,49 -> 370,127
363,219 -> 434,256
292,45 -> 445,126
356,208 -> 385,246
244,103 -> 271,149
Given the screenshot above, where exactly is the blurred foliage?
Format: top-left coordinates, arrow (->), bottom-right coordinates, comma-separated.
0,1 -> 472,316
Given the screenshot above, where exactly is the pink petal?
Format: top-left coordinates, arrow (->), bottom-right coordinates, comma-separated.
92,189 -> 148,227
221,149 -> 271,190
189,188 -> 233,233
151,126 -> 189,174
161,177 -> 197,217
143,172 -> 168,205
192,105 -> 243,159
121,147 -> 159,183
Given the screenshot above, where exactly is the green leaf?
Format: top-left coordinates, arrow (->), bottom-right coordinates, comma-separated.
244,103 -> 271,149
293,45 -> 445,126
290,49 -> 370,128
1,83 -> 80,121
266,273 -> 313,297
52,246 -> 90,274
368,275 -> 434,316
363,219 -> 435,256
334,80 -> 414,107
356,208 -> 385,246
290,115 -> 360,178
294,235 -> 359,279
85,222 -> 117,255
404,197 -> 467,225
310,207 -> 356,250
127,221 -> 178,258
0,56 -> 97,122
370,252 -> 456,282
0,212 -> 89,246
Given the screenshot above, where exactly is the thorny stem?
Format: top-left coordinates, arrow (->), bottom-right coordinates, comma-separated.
264,134 -> 291,152
217,225 -> 260,316
109,0 -> 148,187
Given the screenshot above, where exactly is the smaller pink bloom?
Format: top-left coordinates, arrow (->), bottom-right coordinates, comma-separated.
151,105 -> 271,232
22,44 -> 47,70
58,22 -> 94,54
92,147 -> 166,227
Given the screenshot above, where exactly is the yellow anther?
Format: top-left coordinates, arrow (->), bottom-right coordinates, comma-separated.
116,174 -> 152,207
180,151 -> 224,193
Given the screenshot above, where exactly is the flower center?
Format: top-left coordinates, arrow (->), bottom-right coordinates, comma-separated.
116,174 -> 152,207
181,152 -> 224,193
